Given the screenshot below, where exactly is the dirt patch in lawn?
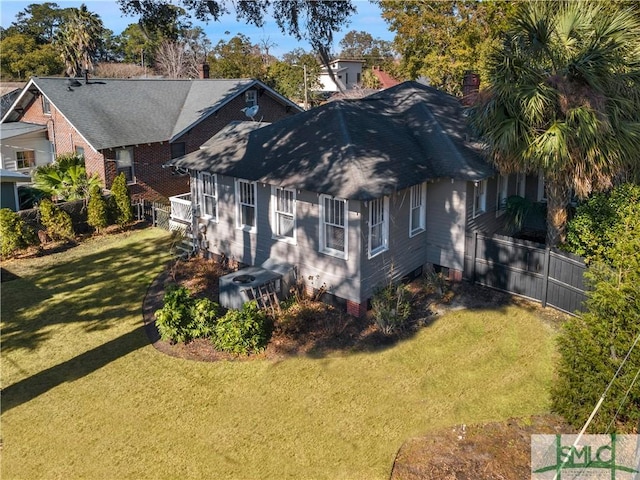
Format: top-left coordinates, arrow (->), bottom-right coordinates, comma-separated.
390,414 -> 575,480
143,256 -> 567,361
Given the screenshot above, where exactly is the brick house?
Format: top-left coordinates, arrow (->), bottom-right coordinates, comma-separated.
0,75 -> 301,201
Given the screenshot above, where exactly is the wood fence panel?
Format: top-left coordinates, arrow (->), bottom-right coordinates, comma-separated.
465,233 -> 587,316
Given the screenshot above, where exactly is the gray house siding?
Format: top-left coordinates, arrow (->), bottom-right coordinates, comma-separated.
425,179 -> 468,272
194,174 -> 363,304
359,188 -> 427,303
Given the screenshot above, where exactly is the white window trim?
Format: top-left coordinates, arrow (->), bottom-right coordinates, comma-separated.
409,182 -> 427,237
496,175 -> 508,217
42,96 -> 51,115
245,90 -> 257,106
319,194 -> 348,260
473,179 -> 487,218
368,196 -> 389,259
537,171 -> 547,202
271,186 -> 296,244
115,147 -> 135,185
199,172 -> 218,222
235,178 -> 257,233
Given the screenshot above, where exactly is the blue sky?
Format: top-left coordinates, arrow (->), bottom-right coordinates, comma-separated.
0,0 -> 394,57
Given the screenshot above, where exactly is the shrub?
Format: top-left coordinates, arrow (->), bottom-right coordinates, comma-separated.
87,185 -> 108,233
371,283 -> 412,335
552,193 -> 640,432
213,301 -> 271,355
564,183 -> 640,264
38,198 -> 75,241
0,208 -> 34,256
154,286 -> 219,343
110,173 -> 133,227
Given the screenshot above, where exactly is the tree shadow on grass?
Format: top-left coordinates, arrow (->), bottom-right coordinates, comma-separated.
1,326 -> 148,413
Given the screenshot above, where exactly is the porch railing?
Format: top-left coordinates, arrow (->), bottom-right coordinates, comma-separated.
169,193 -> 192,224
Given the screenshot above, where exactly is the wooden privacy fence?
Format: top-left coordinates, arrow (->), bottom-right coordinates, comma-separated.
133,200 -> 171,230
464,232 -> 587,315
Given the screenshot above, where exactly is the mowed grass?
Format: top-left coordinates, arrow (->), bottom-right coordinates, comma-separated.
1,228 -> 557,480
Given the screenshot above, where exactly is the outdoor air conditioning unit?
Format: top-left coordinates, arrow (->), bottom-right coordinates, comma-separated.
218,262 -> 295,311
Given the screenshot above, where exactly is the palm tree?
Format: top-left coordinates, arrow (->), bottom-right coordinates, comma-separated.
470,1 -> 640,246
54,4 -> 103,80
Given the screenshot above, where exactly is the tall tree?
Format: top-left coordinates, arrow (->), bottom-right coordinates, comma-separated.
208,34 -> 265,79
470,1 -> 640,246
266,51 -> 320,106
379,0 -> 516,95
53,4 -> 104,79
338,30 -> 395,69
10,2 -> 73,44
0,33 -> 63,80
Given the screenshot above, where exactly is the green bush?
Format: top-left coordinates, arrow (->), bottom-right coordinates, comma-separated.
87,185 -> 108,233
110,172 -> 133,227
0,208 -> 34,256
38,198 -> 75,241
564,183 -> 640,263
213,301 -> 271,355
552,192 -> 640,432
154,286 -> 219,343
371,283 -> 412,335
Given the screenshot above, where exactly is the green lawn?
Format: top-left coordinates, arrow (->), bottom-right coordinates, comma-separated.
1,228 -> 557,479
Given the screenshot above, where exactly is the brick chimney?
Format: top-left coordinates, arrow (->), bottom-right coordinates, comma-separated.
198,63 -> 210,79
462,71 -> 480,106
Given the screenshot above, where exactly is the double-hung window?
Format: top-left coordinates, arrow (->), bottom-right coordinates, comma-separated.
537,171 -> 547,202
409,182 -> 426,237
496,175 -> 508,216
369,197 -> 389,258
16,151 -> 35,169
320,195 -> 348,259
516,173 -> 526,197
473,180 -> 487,218
236,179 -> 257,232
115,148 -> 134,184
42,96 -> 51,115
245,90 -> 257,107
199,172 -> 217,221
272,186 -> 295,242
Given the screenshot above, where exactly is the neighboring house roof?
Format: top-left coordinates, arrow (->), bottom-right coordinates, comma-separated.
0,168 -> 31,183
0,83 -> 25,118
1,77 -> 301,151
170,81 -> 494,201
200,121 -> 270,149
371,67 -> 401,89
0,121 -> 47,140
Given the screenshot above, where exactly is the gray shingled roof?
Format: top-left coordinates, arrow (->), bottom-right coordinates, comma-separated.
170,81 -> 494,201
2,78 -> 291,150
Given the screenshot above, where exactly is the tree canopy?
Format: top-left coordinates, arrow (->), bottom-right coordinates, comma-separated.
469,0 -> 640,246
116,0 -> 355,53
378,0 -> 517,95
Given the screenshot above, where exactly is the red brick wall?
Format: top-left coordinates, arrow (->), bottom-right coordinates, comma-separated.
19,85 -> 299,201
173,89 -> 298,153
21,92 -> 106,184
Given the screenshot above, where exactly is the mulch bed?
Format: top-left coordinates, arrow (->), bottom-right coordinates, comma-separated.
142,256 -> 567,362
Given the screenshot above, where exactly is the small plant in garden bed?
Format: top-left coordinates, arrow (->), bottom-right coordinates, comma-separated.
213,301 -> 273,355
371,283 -> 412,335
155,285 -> 220,343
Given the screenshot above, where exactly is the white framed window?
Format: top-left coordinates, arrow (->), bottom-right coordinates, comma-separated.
42,96 -> 51,115
245,90 -> 257,106
496,175 -> 508,216
16,150 -> 35,169
271,186 -> 296,243
319,195 -> 348,259
409,182 -> 427,237
199,172 -> 217,221
516,173 -> 526,197
115,148 -> 135,184
75,146 -> 85,158
537,171 -> 547,202
473,179 -> 487,218
235,179 -> 256,232
368,197 -> 389,258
